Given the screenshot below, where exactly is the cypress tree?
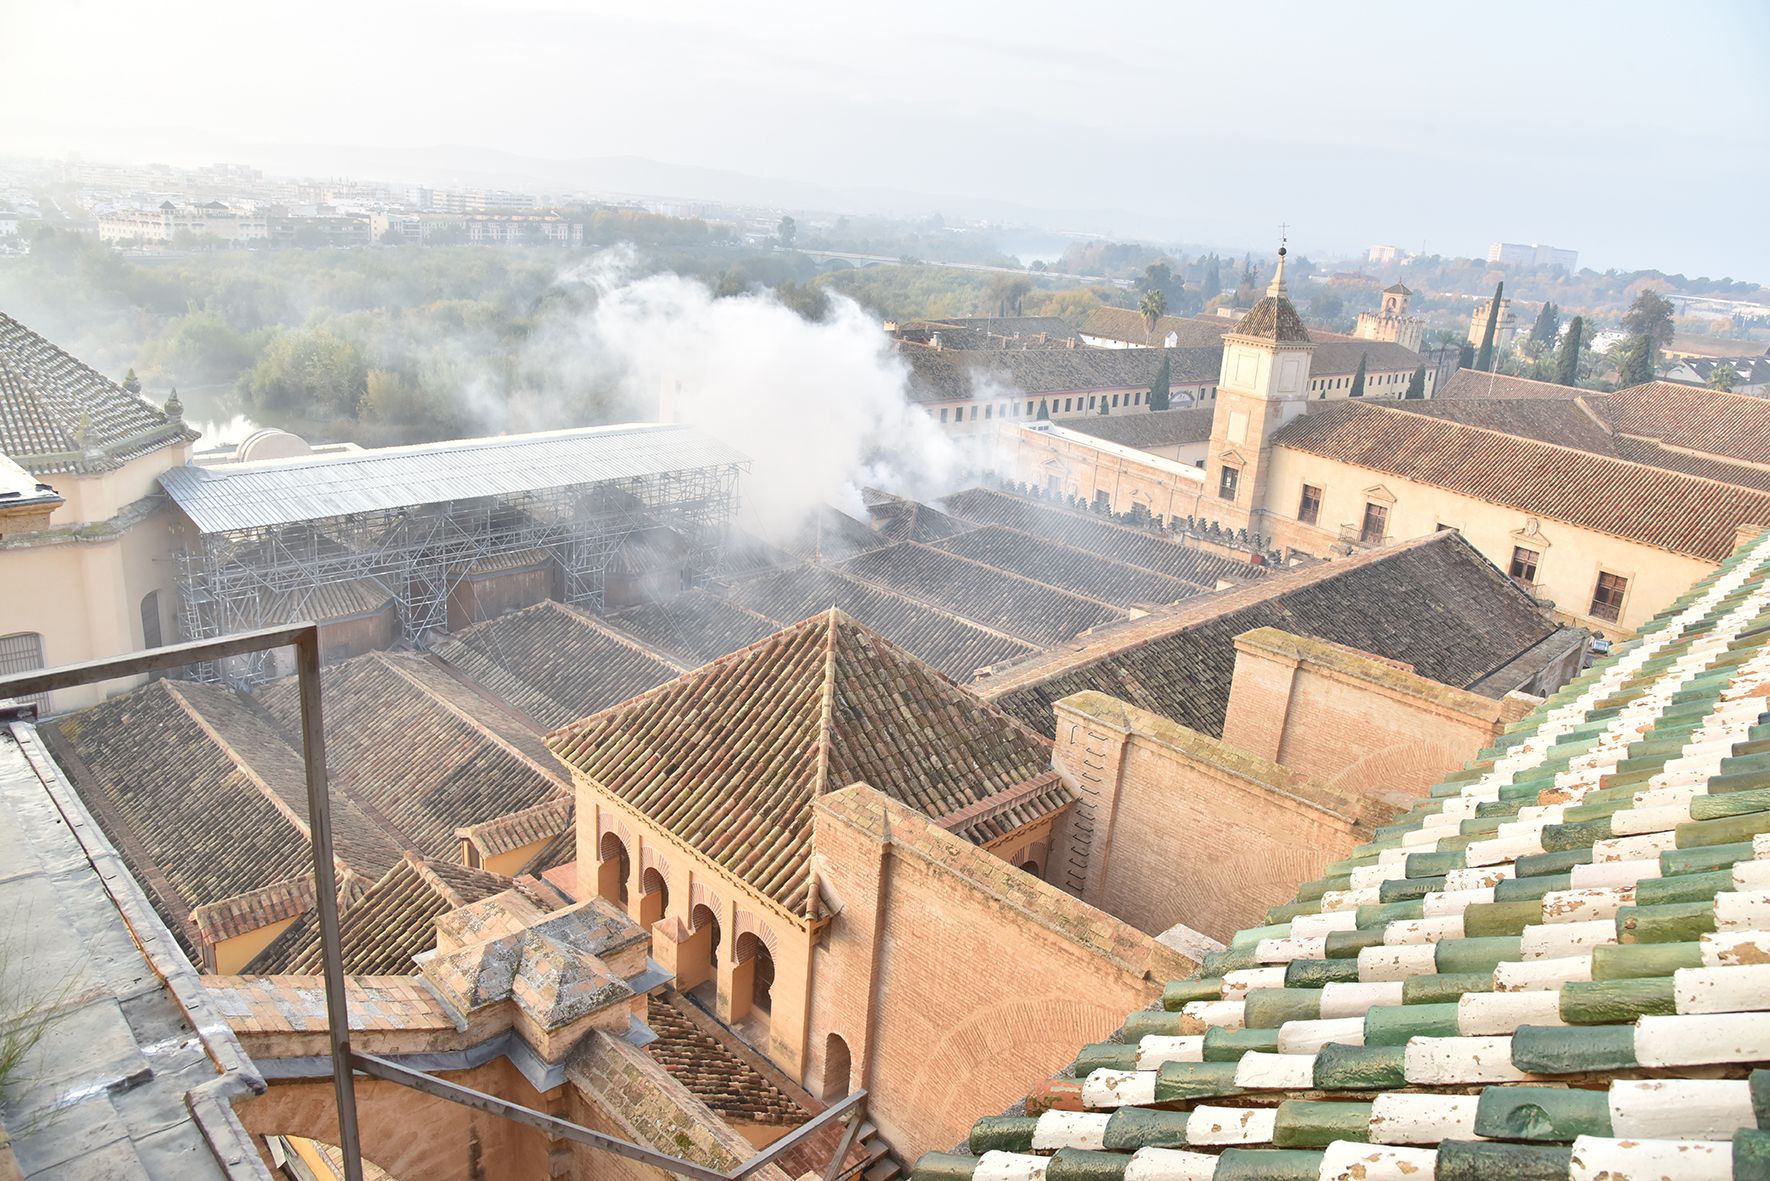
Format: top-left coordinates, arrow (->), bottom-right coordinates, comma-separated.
1348,354 -> 1367,398
1528,301 -> 1560,352
1615,339 -> 1654,388
1474,281 -> 1503,372
1405,364 -> 1426,399
1037,398 -> 1050,420
1556,316 -> 1584,387
121,367 -> 141,395
1458,342 -> 1475,370
1148,354 -> 1171,410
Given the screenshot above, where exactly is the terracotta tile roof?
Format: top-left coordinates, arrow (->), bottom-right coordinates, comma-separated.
458,796 -> 573,860
982,532 -> 1560,739
190,874 -> 316,945
1062,406 -> 1217,450
931,525 -> 1207,609
0,311 -> 193,474
1231,294 -> 1312,345
863,491 -> 976,544
1433,369 -> 1586,401
940,487 -> 1264,587
915,529 -> 1770,1181
643,994 -> 804,1125
257,651 -> 570,861
546,611 -> 1057,911
46,679 -> 404,959
605,589 -> 782,667
774,505 -> 890,562
1081,307 -> 1239,348
249,852 -> 515,975
1595,380 -> 1770,466
901,345 -> 1221,403
836,541 -> 1125,647
430,600 -> 683,729
1273,401 -> 1770,562
719,562 -> 1040,680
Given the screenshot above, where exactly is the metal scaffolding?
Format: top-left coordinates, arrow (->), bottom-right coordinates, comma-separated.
173,460 -> 744,684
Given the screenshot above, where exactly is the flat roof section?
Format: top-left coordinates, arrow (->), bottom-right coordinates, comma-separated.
159,423 -> 750,534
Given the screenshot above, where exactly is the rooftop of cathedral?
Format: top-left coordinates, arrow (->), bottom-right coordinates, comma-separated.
913,526 -> 1770,1181
1061,406 -> 1217,451
0,311 -> 194,475
545,610 -> 1066,914
979,531 -> 1574,739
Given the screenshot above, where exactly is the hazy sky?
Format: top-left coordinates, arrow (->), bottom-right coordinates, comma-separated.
5,0 -> 1767,277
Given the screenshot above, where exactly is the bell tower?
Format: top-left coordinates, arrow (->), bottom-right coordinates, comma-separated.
1206,245 -> 1316,527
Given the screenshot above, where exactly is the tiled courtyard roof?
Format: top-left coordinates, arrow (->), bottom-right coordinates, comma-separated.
931,525 -> 1206,609
249,853 -> 514,975
982,533 -> 1560,739
430,600 -> 683,729
47,679 -> 403,959
546,611 -> 1060,912
902,345 -> 1221,403
0,310 -> 192,474
940,487 -> 1263,587
865,493 -> 977,544
915,528 -> 1770,1181
606,589 -> 782,667
836,541 -> 1125,647
257,651 -> 570,861
1062,407 -> 1217,451
644,994 -> 804,1125
1273,401 -> 1770,562
720,563 -> 1040,680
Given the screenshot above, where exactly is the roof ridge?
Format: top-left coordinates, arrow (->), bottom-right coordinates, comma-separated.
551,598 -> 694,673
370,651 -> 571,787
404,851 -> 467,907
810,610 -> 841,799
808,560 -> 1052,654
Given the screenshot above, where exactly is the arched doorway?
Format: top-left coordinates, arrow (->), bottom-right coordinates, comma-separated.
821,1033 -> 852,1101
685,904 -> 721,1001
1019,859 -> 1042,878
733,932 -> 774,1020
597,833 -> 630,905
639,867 -> 670,926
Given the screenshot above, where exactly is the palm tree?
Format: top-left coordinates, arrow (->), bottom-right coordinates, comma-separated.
1139,289 -> 1168,343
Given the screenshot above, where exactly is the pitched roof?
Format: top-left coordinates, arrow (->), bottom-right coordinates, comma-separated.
836,541 -> 1125,647
0,311 -> 192,474
916,528 -> 1770,1181
605,588 -> 782,667
1231,295 -> 1312,345
981,532 -> 1559,739
720,562 -> 1040,680
546,611 -> 1061,912
900,345 -> 1220,403
1273,401 -> 1770,562
1308,339 -> 1425,378
248,853 -> 515,975
1080,306 -> 1237,348
939,487 -> 1264,587
930,525 -> 1207,609
1594,381 -> 1770,466
1433,369 -> 1586,401
1062,406 -> 1217,450
429,600 -> 683,729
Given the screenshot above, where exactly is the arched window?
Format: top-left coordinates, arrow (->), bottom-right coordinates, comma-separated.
639,867 -> 670,926
597,832 -> 630,904
822,1033 -> 852,1101
691,904 -> 721,971
139,591 -> 163,649
734,932 -> 775,1016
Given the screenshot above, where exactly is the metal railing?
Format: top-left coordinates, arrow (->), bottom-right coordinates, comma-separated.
0,626 -> 864,1181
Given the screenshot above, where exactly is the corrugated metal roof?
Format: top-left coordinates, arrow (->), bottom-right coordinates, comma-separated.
159,423 -> 749,534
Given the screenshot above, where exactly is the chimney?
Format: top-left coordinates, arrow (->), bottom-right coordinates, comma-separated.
932,332 -> 943,351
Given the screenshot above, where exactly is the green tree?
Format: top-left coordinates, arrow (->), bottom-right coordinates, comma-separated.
244,327 -> 368,420
121,367 -> 141,394
989,274 -> 1033,316
777,215 -> 797,249
1348,353 -> 1368,398
1527,301 -> 1560,355
1474,281 -> 1504,372
1613,338 -> 1655,388
1556,316 -> 1584,387
1616,288 -> 1675,385
1708,363 -> 1739,392
1200,254 -> 1222,301
1036,398 -> 1050,420
1148,354 -> 1171,410
1138,288 -> 1167,342
1405,364 -> 1427,399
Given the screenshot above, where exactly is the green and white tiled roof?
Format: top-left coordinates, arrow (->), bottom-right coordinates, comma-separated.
915,531 -> 1770,1181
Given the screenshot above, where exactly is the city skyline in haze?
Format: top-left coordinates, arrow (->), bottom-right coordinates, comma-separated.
4,0 -> 1767,278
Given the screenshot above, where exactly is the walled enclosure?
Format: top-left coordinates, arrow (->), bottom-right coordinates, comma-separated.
1050,691 -> 1391,943
805,785 -> 1195,1160
1219,626 -> 1539,801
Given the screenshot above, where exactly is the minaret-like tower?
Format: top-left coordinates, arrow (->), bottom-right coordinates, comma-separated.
1206,246 -> 1316,524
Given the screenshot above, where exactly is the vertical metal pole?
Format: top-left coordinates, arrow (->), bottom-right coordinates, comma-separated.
295,629 -> 365,1181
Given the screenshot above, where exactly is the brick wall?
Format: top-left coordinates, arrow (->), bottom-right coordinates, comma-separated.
1220,627 -> 1529,802
1051,691 -> 1383,943
806,786 -> 1193,1160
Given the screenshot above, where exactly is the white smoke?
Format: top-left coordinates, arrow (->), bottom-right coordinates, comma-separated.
556,252 -> 1002,539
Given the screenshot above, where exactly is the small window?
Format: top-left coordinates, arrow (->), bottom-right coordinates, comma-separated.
1218,466 -> 1240,501
1133,392 -> 1141,405
1026,400 -> 1034,416
1088,396 -> 1096,408
1064,398 -> 1073,412
1112,394 -> 1120,407
1509,546 -> 1540,586
1590,571 -> 1629,623
970,406 -> 978,420
984,406 -> 992,419
1360,502 -> 1389,545
1297,484 -> 1322,526
939,408 -> 949,423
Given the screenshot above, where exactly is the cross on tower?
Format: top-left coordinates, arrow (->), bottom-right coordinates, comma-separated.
1278,221 -> 1290,246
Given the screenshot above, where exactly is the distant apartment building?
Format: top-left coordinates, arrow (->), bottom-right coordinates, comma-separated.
1366,243 -> 1403,264
414,186 -> 541,214
1487,240 -> 1578,270
386,211 -> 585,245
267,211 -> 373,247
96,200 -> 269,244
